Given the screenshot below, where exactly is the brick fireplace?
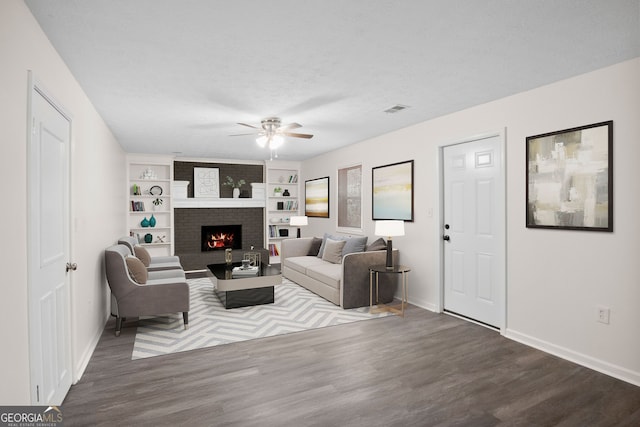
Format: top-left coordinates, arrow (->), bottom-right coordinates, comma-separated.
174,207 -> 265,271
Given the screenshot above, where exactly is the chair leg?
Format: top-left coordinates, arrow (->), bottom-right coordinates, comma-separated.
183,312 -> 189,330
115,316 -> 123,337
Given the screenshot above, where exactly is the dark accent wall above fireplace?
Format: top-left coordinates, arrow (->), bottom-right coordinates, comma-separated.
174,161 -> 263,199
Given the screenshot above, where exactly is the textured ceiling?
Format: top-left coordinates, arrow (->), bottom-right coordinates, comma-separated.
25,0 -> 640,161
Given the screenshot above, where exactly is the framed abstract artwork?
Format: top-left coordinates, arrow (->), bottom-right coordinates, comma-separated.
193,167 -> 220,198
337,163 -> 362,232
526,121 -> 613,231
372,160 -> 414,221
305,176 -> 330,218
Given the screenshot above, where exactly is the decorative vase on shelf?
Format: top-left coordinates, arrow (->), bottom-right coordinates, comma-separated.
141,217 -> 150,227
282,189 -> 290,197
149,214 -> 156,227
232,187 -> 240,198
144,233 -> 153,244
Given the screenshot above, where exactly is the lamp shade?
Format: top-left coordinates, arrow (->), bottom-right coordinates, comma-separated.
375,220 -> 405,237
289,216 -> 308,226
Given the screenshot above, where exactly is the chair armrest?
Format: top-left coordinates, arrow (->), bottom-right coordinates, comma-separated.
281,237 -> 314,260
341,249 -> 398,309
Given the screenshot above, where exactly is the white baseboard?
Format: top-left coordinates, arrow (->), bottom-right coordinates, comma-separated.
505,329 -> 640,387
73,314 -> 109,384
407,296 -> 438,313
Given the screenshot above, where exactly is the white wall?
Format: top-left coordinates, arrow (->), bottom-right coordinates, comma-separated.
0,0 -> 126,404
301,58 -> 640,385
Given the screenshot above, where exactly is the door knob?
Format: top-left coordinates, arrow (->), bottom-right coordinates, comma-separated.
66,262 -> 78,272
443,235 -> 450,241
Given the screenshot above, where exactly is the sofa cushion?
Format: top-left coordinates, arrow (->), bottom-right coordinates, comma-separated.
125,256 -> 148,284
134,245 -> 151,267
284,256 -> 327,275
306,263 -> 342,289
307,237 -> 323,256
319,233 -> 367,258
322,238 -> 347,264
366,237 -> 387,252
317,233 -> 336,258
342,236 -> 368,256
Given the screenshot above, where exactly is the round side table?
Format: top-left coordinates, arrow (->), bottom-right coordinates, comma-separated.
369,264 -> 410,317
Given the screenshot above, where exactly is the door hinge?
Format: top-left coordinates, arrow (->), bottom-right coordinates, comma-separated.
36,385 -> 39,402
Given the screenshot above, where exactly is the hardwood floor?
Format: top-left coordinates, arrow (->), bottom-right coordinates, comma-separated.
63,304 -> 640,426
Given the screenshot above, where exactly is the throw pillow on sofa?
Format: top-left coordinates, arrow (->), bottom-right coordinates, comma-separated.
366,237 -> 387,252
134,245 -> 152,267
322,238 -> 347,264
342,236 -> 368,256
125,256 -> 148,284
307,237 -> 323,256
317,232 -> 339,258
317,233 -> 368,258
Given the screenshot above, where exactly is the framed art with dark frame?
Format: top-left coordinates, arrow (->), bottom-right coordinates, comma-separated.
305,176 -> 330,218
337,163 -> 363,232
372,160 -> 414,221
526,120 -> 613,232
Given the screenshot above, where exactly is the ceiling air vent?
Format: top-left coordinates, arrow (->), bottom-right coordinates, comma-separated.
383,104 -> 410,114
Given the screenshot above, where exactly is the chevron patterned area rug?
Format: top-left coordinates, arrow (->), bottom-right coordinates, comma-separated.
132,277 -> 392,359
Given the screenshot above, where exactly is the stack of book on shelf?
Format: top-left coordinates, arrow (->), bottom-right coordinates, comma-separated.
287,174 -> 298,183
131,201 -> 145,211
231,265 -> 259,278
268,243 -> 279,256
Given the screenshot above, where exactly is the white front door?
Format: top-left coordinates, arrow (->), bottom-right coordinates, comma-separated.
442,134 -> 505,328
28,83 -> 72,405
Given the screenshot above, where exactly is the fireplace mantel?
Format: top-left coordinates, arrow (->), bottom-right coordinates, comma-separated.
173,198 -> 266,209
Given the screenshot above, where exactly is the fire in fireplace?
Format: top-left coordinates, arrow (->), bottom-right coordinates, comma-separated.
201,225 -> 242,251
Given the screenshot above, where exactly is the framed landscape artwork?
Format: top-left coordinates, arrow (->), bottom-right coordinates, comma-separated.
305,176 -> 330,218
194,167 -> 220,198
526,121 -> 613,231
372,160 -> 414,221
337,163 -> 362,232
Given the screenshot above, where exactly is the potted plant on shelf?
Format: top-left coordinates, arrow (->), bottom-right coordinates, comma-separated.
152,198 -> 163,210
223,176 -> 246,198
273,186 -> 283,197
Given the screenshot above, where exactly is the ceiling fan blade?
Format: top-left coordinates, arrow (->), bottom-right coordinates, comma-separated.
237,122 -> 260,129
277,122 -> 302,131
229,132 -> 258,136
282,132 -> 314,139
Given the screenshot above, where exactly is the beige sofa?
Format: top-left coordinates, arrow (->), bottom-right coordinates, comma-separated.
281,237 -> 398,309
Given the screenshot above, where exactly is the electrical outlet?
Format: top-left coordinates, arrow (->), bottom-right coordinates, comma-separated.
596,306 -> 610,324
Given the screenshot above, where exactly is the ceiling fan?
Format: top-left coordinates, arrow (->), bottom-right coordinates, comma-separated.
231,117 -> 313,157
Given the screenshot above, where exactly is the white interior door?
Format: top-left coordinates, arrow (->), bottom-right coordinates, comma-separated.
442,134 -> 505,329
28,83 -> 72,405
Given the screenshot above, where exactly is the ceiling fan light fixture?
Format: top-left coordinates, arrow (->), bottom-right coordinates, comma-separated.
256,135 -> 268,147
270,134 -> 284,149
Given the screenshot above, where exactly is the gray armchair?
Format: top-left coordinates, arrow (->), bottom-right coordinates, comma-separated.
105,244 -> 189,336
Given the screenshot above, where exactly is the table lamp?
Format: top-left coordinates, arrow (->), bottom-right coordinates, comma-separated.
289,216 -> 308,238
374,220 -> 405,270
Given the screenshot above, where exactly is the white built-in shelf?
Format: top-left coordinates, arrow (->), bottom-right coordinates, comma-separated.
173,198 -> 266,209
127,156 -> 175,257
130,227 -> 171,231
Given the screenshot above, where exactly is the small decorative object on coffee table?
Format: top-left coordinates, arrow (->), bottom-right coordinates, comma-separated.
243,250 -> 261,268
